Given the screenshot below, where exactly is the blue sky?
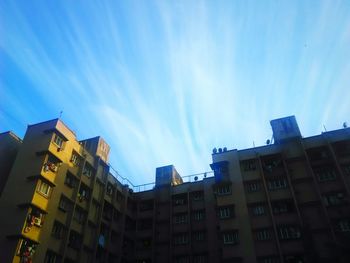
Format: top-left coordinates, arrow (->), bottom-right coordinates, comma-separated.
1,0 -> 349,184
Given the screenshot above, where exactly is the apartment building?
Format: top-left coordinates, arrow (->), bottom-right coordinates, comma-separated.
0,116 -> 349,263
0,131 -> 21,197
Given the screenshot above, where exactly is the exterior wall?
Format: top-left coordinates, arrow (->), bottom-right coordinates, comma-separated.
0,131 -> 21,197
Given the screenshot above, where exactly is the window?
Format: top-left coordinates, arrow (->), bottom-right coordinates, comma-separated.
251,204 -> 266,216
193,210 -> 205,221
127,198 -> 136,212
51,221 -> 65,239
246,181 -> 261,192
173,194 -> 187,206
192,191 -> 204,201
272,201 -> 293,214
16,239 -> 37,259
106,183 -> 114,196
255,229 -> 272,241
73,206 -> 87,224
257,256 -> 280,263
173,233 -> 189,245
174,213 -> 188,224
37,180 -> 52,197
125,217 -> 136,231
43,159 -> 59,173
99,225 -> 108,248
263,158 -> 282,173
284,255 -> 305,263
323,192 -> 346,207
111,231 -> 119,244
53,134 -> 64,148
138,219 -> 153,230
103,202 -> 113,221
25,208 -> 45,231
58,195 -> 73,212
64,258 -> 75,263
218,206 -> 235,219
307,147 -> 330,161
337,219 -> 350,232
193,254 -> 207,263
139,200 -> 153,211
215,184 -> 232,196
83,163 -> 94,178
64,172 -> 78,188
141,238 -> 152,249
68,230 -> 82,250
173,256 -> 190,263
278,226 -> 301,240
44,250 -> 61,263
222,231 -> 239,245
242,159 -> 257,171
174,198 -> 185,205
113,209 -> 121,222
342,164 -> 350,176
314,167 -> 337,182
211,161 -> 229,182
78,184 -> 90,202
70,151 -> 81,166
267,178 -> 287,190
116,191 -> 125,203
193,231 -> 206,242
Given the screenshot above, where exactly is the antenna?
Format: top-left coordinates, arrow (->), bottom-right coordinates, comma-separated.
323,125 -> 327,132
59,111 -> 63,118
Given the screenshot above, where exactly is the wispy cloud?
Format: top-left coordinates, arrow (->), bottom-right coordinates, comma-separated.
1,0 -> 349,184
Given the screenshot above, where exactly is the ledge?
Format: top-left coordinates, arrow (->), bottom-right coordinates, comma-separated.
44,128 -> 69,141
6,234 -> 40,244
27,174 -> 56,187
17,203 -> 48,214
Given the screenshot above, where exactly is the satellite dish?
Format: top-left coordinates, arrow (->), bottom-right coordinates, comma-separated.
213,148 -> 217,154
223,147 -> 227,152
218,148 -> 223,153
343,122 -> 348,128
194,176 -> 198,181
266,139 -> 270,145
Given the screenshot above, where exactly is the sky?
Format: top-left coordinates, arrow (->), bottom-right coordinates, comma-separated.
0,0 -> 349,185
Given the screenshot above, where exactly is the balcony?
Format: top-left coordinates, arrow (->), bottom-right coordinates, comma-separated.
307,147 -> 333,166
14,238 -> 38,263
22,217 -> 42,241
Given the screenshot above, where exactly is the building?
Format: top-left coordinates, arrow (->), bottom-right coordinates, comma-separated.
0,131 -> 22,197
0,116 -> 350,263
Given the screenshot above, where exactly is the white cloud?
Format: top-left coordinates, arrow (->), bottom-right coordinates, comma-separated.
1,0 -> 349,184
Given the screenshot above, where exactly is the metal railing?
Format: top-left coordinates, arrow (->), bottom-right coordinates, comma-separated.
108,165 -> 214,193
179,171 -> 214,184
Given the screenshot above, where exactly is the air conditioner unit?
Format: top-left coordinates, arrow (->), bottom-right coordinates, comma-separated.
34,217 -> 41,227
50,164 -> 58,172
